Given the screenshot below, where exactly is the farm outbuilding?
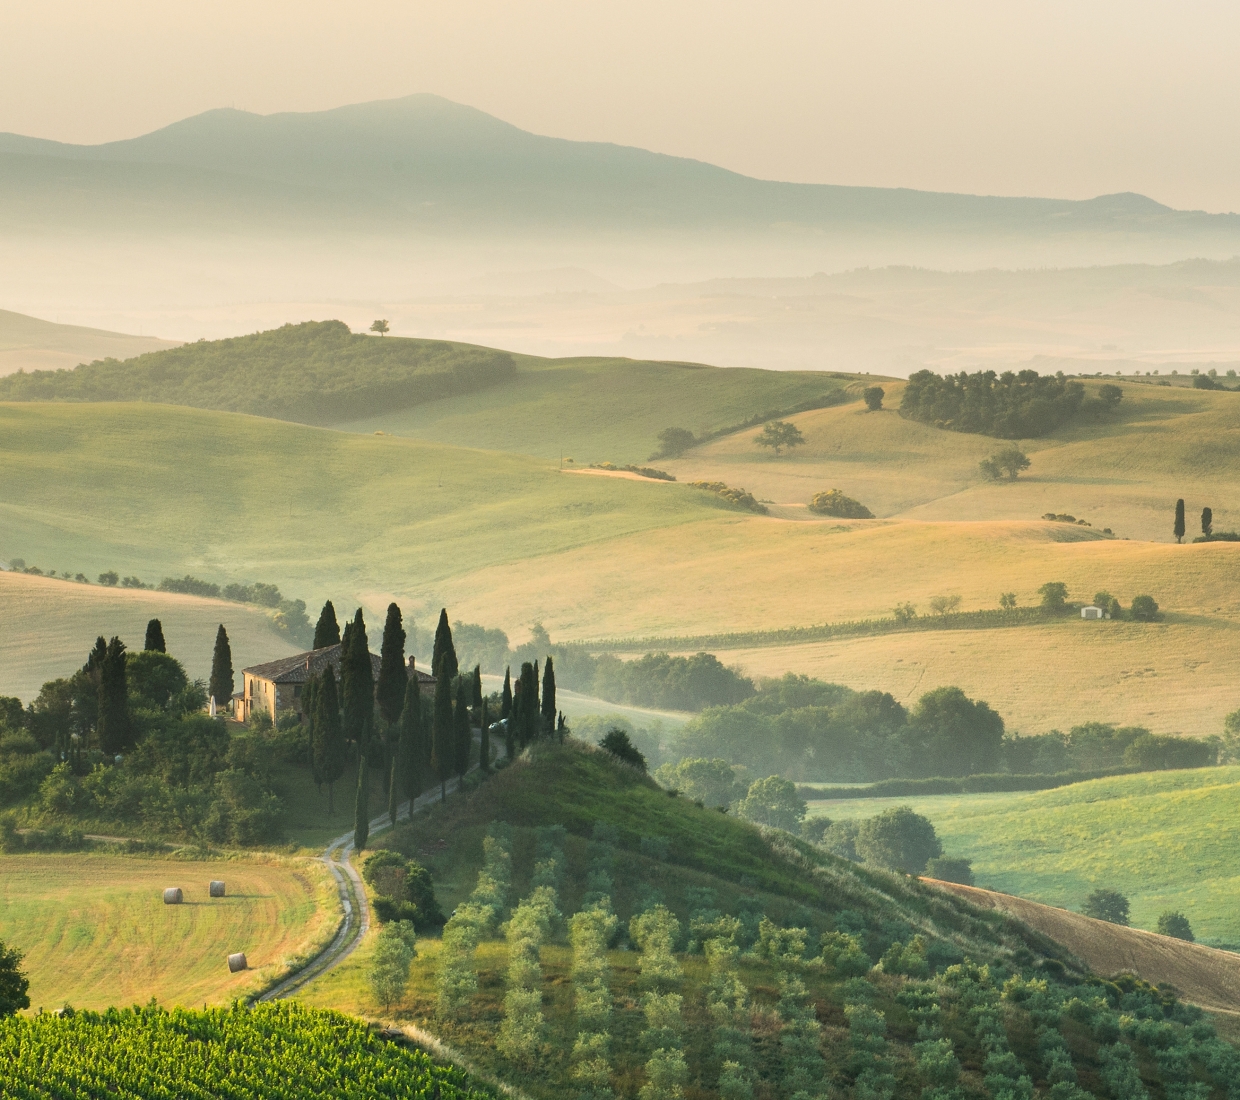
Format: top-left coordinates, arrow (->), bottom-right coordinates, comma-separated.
1081,606 -> 1105,620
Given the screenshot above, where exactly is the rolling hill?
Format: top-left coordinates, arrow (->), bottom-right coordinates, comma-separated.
0,309 -> 176,378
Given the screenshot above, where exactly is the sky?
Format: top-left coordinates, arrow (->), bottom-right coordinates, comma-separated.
3,1 -> 1239,212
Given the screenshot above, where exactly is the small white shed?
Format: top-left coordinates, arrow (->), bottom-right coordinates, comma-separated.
1081,606 -> 1104,619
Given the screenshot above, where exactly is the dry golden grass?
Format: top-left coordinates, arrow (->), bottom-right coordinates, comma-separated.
928,879 -> 1240,1015
0,853 -> 336,1010
0,571 -> 298,701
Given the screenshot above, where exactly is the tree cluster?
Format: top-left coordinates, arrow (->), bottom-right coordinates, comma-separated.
900,368 -> 1090,438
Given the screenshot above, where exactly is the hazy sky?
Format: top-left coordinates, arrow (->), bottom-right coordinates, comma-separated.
4,1 -> 1239,211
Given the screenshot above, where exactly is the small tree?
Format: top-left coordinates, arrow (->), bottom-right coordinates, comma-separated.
370,319 -> 390,336
1174,498 -> 1186,543
313,600 -> 341,649
927,594 -> 961,615
369,920 -> 417,1009
144,619 -> 166,653
855,806 -> 941,874
600,728 -> 647,771
1156,911 -> 1194,941
979,446 -> 1031,481
754,420 -> 805,457
999,592 -> 1017,610
1098,383 -> 1123,410
1038,582 -> 1069,613
655,427 -> 696,457
863,386 -> 884,411
736,776 -> 806,831
1202,507 -> 1213,538
1130,594 -> 1160,622
0,940 -> 30,1016
209,625 -> 234,711
313,668 -> 346,813
1082,888 -> 1129,925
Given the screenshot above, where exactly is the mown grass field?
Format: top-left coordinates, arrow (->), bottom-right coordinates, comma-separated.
0,571 -> 298,701
0,852 -> 337,1009
808,766 -> 1240,947
335,353 -> 856,465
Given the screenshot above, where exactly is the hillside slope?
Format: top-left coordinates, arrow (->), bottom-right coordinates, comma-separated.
929,880 -> 1240,1016
0,309 -> 176,377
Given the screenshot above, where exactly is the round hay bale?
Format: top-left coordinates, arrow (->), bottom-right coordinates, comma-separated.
227,952 -> 248,973
209,880 -> 226,898
162,887 -> 183,905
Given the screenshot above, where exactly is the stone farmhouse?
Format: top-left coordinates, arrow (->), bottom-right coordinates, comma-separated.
233,643 -> 435,724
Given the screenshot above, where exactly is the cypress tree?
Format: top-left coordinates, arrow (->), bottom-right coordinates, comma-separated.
376,603 -> 407,727
209,625 -> 234,711
340,609 -> 374,752
480,699 -> 491,773
97,636 -> 132,755
1175,498 -> 1186,543
312,667 -> 346,813
431,669 -> 453,801
354,752 -> 370,852
501,667 -> 513,719
473,665 -> 483,709
144,618 -> 166,653
398,675 -> 425,807
431,608 -> 459,681
541,656 -> 557,738
517,662 -> 540,748
1203,506 -> 1213,538
455,676 -> 472,783
302,675 -> 320,778
313,600 -> 341,649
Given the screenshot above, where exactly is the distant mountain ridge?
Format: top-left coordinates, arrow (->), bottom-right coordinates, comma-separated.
1,93 -> 1236,242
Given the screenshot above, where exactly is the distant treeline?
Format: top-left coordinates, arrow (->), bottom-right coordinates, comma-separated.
0,320 -> 516,426
899,368 -> 1110,438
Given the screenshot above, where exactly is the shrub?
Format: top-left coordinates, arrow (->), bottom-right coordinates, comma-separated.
1156,911 -> 1194,941
1082,888 -> 1130,925
863,386 -> 884,411
808,489 -> 874,518
924,856 -> 974,885
599,728 -> 647,772
688,481 -> 768,514
364,849 -> 445,930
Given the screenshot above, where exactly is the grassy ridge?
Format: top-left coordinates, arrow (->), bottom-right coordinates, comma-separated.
810,766 -> 1240,947
0,852 -> 336,1009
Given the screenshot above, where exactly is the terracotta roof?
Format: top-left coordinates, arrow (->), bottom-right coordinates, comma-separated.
242,644 -> 436,686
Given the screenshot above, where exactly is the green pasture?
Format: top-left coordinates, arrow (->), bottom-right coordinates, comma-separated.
809,766 -> 1240,946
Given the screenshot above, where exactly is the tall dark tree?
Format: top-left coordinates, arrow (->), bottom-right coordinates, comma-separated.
473,665 -> 483,709
312,668 -> 346,813
209,625 -> 234,711
454,677 -> 472,783
501,667 -> 513,719
302,674 -> 321,777
517,661 -> 540,748
541,656 -> 557,738
431,608 -> 458,681
144,619 -> 166,653
85,636 -> 107,679
431,669 -> 453,801
313,600 -> 341,649
376,603 -> 407,727
397,675 -> 425,808
353,753 -> 370,852
479,699 -> 491,773
97,636 -> 132,754
1174,498 -> 1186,543
1202,506 -> 1213,538
340,609 -> 374,752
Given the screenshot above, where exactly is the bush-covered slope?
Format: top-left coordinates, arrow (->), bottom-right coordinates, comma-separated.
0,321 -> 516,425
298,741 -> 1240,1099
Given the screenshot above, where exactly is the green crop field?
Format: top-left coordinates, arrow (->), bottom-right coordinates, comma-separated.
0,852 -> 337,1009
809,766 -> 1240,947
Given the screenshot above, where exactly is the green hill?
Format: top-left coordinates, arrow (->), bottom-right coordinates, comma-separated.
812,766 -> 1240,947
0,321 -> 516,426
298,741 -> 1240,1099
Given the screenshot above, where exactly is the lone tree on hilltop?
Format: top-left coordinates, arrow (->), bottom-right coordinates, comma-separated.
209,625 -> 233,713
979,446 -> 1031,481
1202,506 -> 1213,539
863,386 -> 885,411
312,668 -> 346,813
654,427 -> 696,458
1082,888 -> 1130,926
370,319 -> 390,336
1156,911 -> 1194,941
144,619 -> 166,653
755,420 -> 805,457
1175,498 -> 1186,543
431,608 -> 458,681
313,600 -> 341,649
0,940 -> 31,1016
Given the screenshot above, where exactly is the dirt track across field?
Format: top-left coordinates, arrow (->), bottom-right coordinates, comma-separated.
926,879 -> 1240,1015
